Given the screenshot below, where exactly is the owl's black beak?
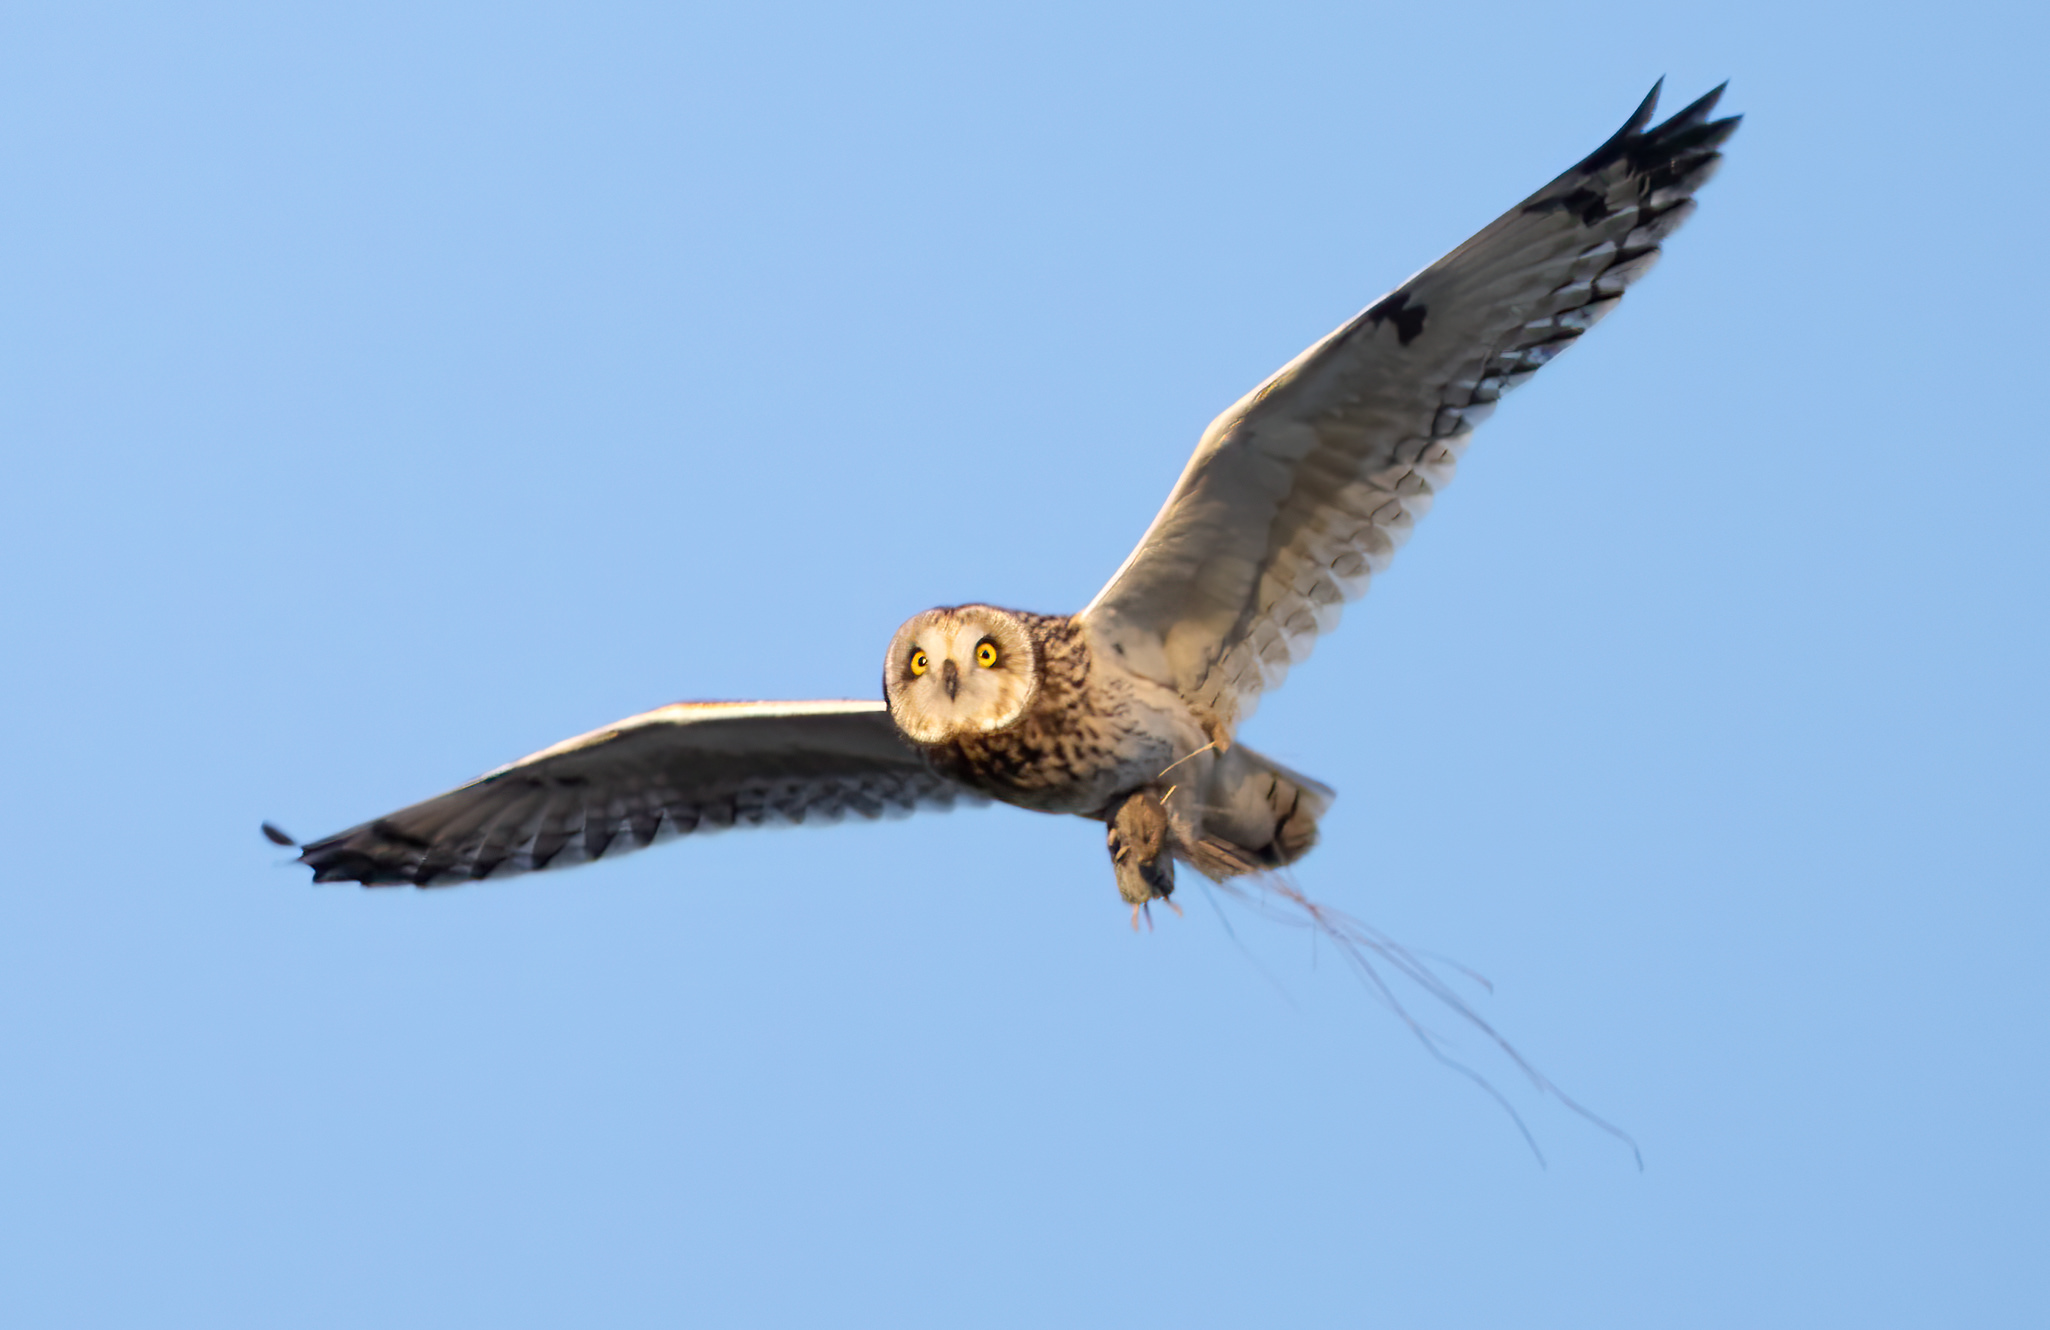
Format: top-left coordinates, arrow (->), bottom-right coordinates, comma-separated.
942,658 -> 959,700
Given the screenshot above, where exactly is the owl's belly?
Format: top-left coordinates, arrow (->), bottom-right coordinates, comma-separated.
922,685 -> 1194,818
922,719 -> 1170,816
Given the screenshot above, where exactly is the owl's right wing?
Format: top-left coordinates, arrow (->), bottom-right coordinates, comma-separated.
284,700 -> 978,887
1079,82 -> 1737,731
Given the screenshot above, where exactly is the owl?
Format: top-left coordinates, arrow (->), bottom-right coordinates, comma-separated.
277,83 -> 1738,927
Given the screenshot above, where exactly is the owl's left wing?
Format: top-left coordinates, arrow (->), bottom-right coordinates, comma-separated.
286,700 -> 977,886
1080,82 -> 1737,730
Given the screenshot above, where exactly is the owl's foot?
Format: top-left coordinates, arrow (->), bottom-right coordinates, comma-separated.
1106,789 -> 1175,928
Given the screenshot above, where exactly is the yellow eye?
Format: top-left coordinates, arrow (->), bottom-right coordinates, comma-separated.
909,649 -> 929,677
975,641 -> 998,669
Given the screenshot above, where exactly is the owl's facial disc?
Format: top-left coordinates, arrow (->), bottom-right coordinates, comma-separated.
883,605 -> 1039,745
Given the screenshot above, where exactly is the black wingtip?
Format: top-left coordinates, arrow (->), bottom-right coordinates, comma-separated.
1657,80 -> 1730,133
1577,80 -> 1667,174
1573,80 -> 1738,177
260,821 -> 299,847
1632,78 -> 1665,132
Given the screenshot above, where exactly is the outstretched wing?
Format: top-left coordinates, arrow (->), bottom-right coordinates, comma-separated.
287,700 -> 976,886
1081,82 -> 1738,729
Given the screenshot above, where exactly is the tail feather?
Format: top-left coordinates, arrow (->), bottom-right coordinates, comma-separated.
1184,744 -> 1332,880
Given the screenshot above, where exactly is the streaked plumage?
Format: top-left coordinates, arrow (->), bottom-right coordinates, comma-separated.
281,83 -> 1738,924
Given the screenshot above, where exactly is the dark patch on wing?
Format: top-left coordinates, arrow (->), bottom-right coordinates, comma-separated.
309,847 -> 391,885
369,818 -> 431,850
1524,185 -> 1611,227
1364,291 -> 1429,346
260,821 -> 298,846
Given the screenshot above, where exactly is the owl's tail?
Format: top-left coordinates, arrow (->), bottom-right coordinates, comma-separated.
1182,743 -> 1333,881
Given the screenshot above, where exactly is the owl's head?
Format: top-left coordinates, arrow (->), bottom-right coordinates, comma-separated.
883,604 -> 1040,745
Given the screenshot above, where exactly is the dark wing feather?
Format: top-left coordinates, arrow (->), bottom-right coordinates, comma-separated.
1081,82 -> 1739,728
291,700 -> 975,887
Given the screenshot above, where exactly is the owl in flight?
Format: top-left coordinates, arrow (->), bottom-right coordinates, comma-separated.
281,83 -> 1737,926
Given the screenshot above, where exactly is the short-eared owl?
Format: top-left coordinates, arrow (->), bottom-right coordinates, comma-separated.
279,84 -> 1738,924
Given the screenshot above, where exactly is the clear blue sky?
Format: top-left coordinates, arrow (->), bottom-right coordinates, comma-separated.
3,2 -> 2044,1325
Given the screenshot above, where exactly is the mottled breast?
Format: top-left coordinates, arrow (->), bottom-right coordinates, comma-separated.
920,613 -> 1175,816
